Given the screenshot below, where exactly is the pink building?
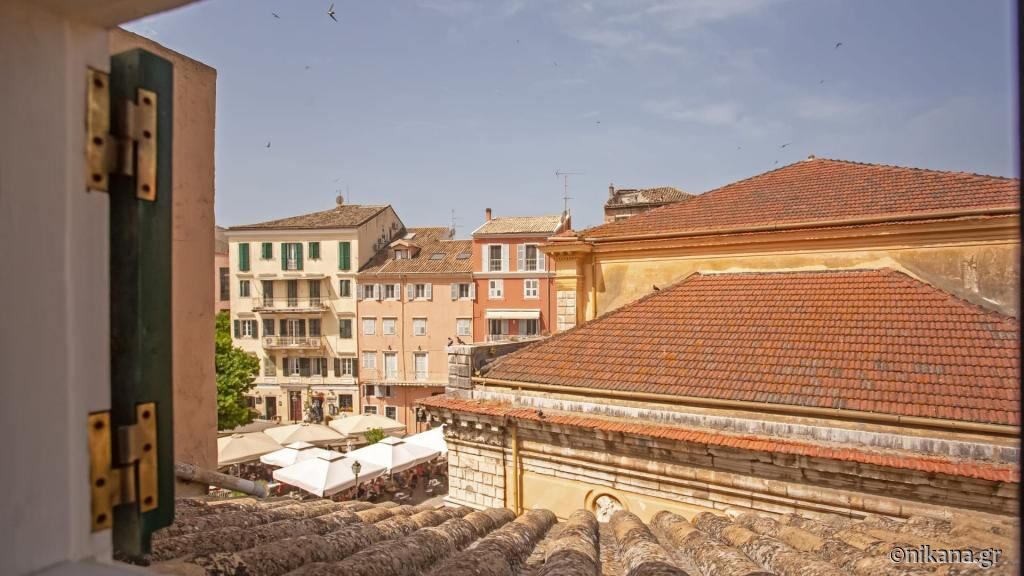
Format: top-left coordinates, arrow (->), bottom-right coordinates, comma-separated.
471,209 -> 569,341
356,227 -> 474,434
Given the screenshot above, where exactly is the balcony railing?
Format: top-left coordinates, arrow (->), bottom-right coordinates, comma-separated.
252,296 -> 328,313
262,335 -> 325,349
486,334 -> 542,342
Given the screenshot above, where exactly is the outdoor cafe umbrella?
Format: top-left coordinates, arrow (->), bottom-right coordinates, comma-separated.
327,413 -> 406,440
260,441 -> 343,468
217,432 -> 282,467
218,419 -> 279,437
272,453 -> 386,498
264,422 -> 344,446
404,425 -> 447,456
346,436 -> 439,474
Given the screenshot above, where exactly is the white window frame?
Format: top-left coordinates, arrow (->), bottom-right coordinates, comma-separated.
362,317 -> 376,336
240,319 -> 255,337
239,279 -> 251,298
456,318 -> 472,337
382,317 -> 397,335
361,351 -> 376,369
524,279 -> 539,299
340,357 -> 355,376
383,352 -> 398,380
458,283 -> 472,299
385,406 -> 398,420
488,279 -> 504,299
413,352 -> 428,381
519,318 -> 539,336
412,317 -> 427,336
284,242 -> 300,271
363,405 -> 378,415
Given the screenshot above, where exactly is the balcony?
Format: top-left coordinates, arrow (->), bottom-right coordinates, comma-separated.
252,296 -> 328,314
262,335 -> 325,350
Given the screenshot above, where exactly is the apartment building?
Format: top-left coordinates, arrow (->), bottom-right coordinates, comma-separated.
471,209 -> 569,341
356,227 -> 474,433
226,199 -> 405,423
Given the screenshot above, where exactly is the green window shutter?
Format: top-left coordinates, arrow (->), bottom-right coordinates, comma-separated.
233,320 -> 240,338
352,359 -> 359,378
296,243 -> 304,270
309,242 -> 320,260
239,243 -> 250,272
339,241 -> 351,271
280,243 -> 287,270
261,242 -> 271,259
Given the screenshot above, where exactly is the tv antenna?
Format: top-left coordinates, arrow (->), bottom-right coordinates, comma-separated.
449,209 -> 460,238
555,170 -> 583,216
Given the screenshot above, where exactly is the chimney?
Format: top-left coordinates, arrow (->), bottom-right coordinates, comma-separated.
608,183 -> 615,200
485,208 -> 492,221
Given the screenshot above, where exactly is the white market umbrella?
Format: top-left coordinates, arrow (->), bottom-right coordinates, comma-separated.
260,441 -> 344,468
273,453 -> 386,497
217,432 -> 282,467
327,413 -> 406,440
346,436 -> 439,474
404,425 -> 447,456
265,422 -> 344,446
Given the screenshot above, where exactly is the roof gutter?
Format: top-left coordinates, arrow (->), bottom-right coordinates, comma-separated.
472,377 -> 1020,438
584,206 -> 1020,243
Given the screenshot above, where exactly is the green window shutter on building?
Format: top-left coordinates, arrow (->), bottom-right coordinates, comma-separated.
262,242 -> 272,259
309,242 -> 320,260
239,243 -> 250,272
339,241 -> 351,271
296,243 -> 303,270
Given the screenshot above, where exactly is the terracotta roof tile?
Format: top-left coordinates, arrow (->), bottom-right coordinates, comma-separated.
479,269 -> 1020,426
358,227 -> 473,276
229,204 -> 389,230
473,215 -> 565,235
418,396 -> 1019,483
585,158 -> 1019,240
147,495 -> 1018,574
605,186 -> 693,208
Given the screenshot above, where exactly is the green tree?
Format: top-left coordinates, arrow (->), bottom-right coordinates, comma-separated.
215,310 -> 260,430
363,427 -> 386,445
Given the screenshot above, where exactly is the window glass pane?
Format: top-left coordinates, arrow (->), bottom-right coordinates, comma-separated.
340,279 -> 351,297
457,319 -> 471,336
362,318 -> 375,335
488,245 -> 502,271
383,318 -> 396,335
385,406 -> 398,420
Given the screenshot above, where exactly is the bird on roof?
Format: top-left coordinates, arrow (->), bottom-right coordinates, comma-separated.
834,41 -> 843,49
328,3 -> 337,21
272,12 -> 280,18
652,285 -> 660,291
447,337 -> 453,347
537,410 -> 544,418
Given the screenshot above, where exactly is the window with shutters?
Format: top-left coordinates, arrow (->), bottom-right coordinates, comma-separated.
239,279 -> 251,298
489,319 -> 510,339
264,357 -> 276,377
487,244 -> 503,272
340,319 -> 353,339
285,357 -> 302,376
263,319 -> 275,336
413,318 -> 427,336
261,242 -> 273,260
238,243 -> 250,271
363,405 -> 378,415
362,317 -> 376,336
262,280 -> 274,306
524,279 -> 539,299
361,284 -> 377,300
308,242 -> 320,260
286,280 -> 298,307
489,279 -> 504,299
282,243 -> 302,271
457,318 -> 472,337
361,351 -> 376,369
308,280 -> 321,305
339,279 -> 352,297
520,319 -> 539,336
523,244 -> 540,271
383,352 -> 398,379
382,318 -> 397,335
240,319 -> 256,337
309,319 -> 321,337
458,283 -> 472,299
414,352 -> 428,380
338,241 -> 351,271
364,384 -> 375,397
385,406 -> 398,420
312,357 -> 327,376
384,284 -> 397,300
338,358 -> 355,376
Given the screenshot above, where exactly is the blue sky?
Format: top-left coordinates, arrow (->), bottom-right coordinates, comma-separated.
126,0 -> 1017,235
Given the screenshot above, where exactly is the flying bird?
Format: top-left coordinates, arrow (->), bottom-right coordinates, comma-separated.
328,3 -> 337,21
272,12 -> 280,18
305,65 -> 311,70
780,143 -> 791,148
819,79 -> 824,84
595,120 -> 601,125
834,42 -> 843,49
774,160 -> 779,165
265,141 -> 271,148
736,146 -> 742,150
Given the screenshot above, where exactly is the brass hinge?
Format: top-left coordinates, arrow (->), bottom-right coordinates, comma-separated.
85,68 -> 158,201
88,403 -> 159,532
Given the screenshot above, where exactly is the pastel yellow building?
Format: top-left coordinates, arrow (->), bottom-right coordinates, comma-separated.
226,200 -> 405,423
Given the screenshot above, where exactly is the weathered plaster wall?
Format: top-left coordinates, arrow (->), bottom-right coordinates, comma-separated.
587,240 -> 1019,319
111,29 -> 218,497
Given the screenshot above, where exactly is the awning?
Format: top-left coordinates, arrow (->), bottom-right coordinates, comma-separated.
484,309 -> 541,320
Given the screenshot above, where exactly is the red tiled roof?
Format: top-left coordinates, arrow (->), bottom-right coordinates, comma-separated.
479,269 -> 1020,425
358,227 -> 473,275
419,396 -> 1019,483
584,158 -> 1019,240
229,204 -> 389,230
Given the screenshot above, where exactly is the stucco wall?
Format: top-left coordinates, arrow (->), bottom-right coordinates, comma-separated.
362,385 -> 445,434
111,28 -> 218,496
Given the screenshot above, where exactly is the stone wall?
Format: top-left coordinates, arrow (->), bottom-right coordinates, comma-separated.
556,290 -> 577,332
446,340 -> 544,391
442,424 -> 508,510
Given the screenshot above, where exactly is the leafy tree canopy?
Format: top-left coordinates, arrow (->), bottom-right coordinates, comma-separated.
364,427 -> 386,445
215,310 -> 260,430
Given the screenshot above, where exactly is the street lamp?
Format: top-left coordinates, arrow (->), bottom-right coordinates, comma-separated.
351,459 -> 362,499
